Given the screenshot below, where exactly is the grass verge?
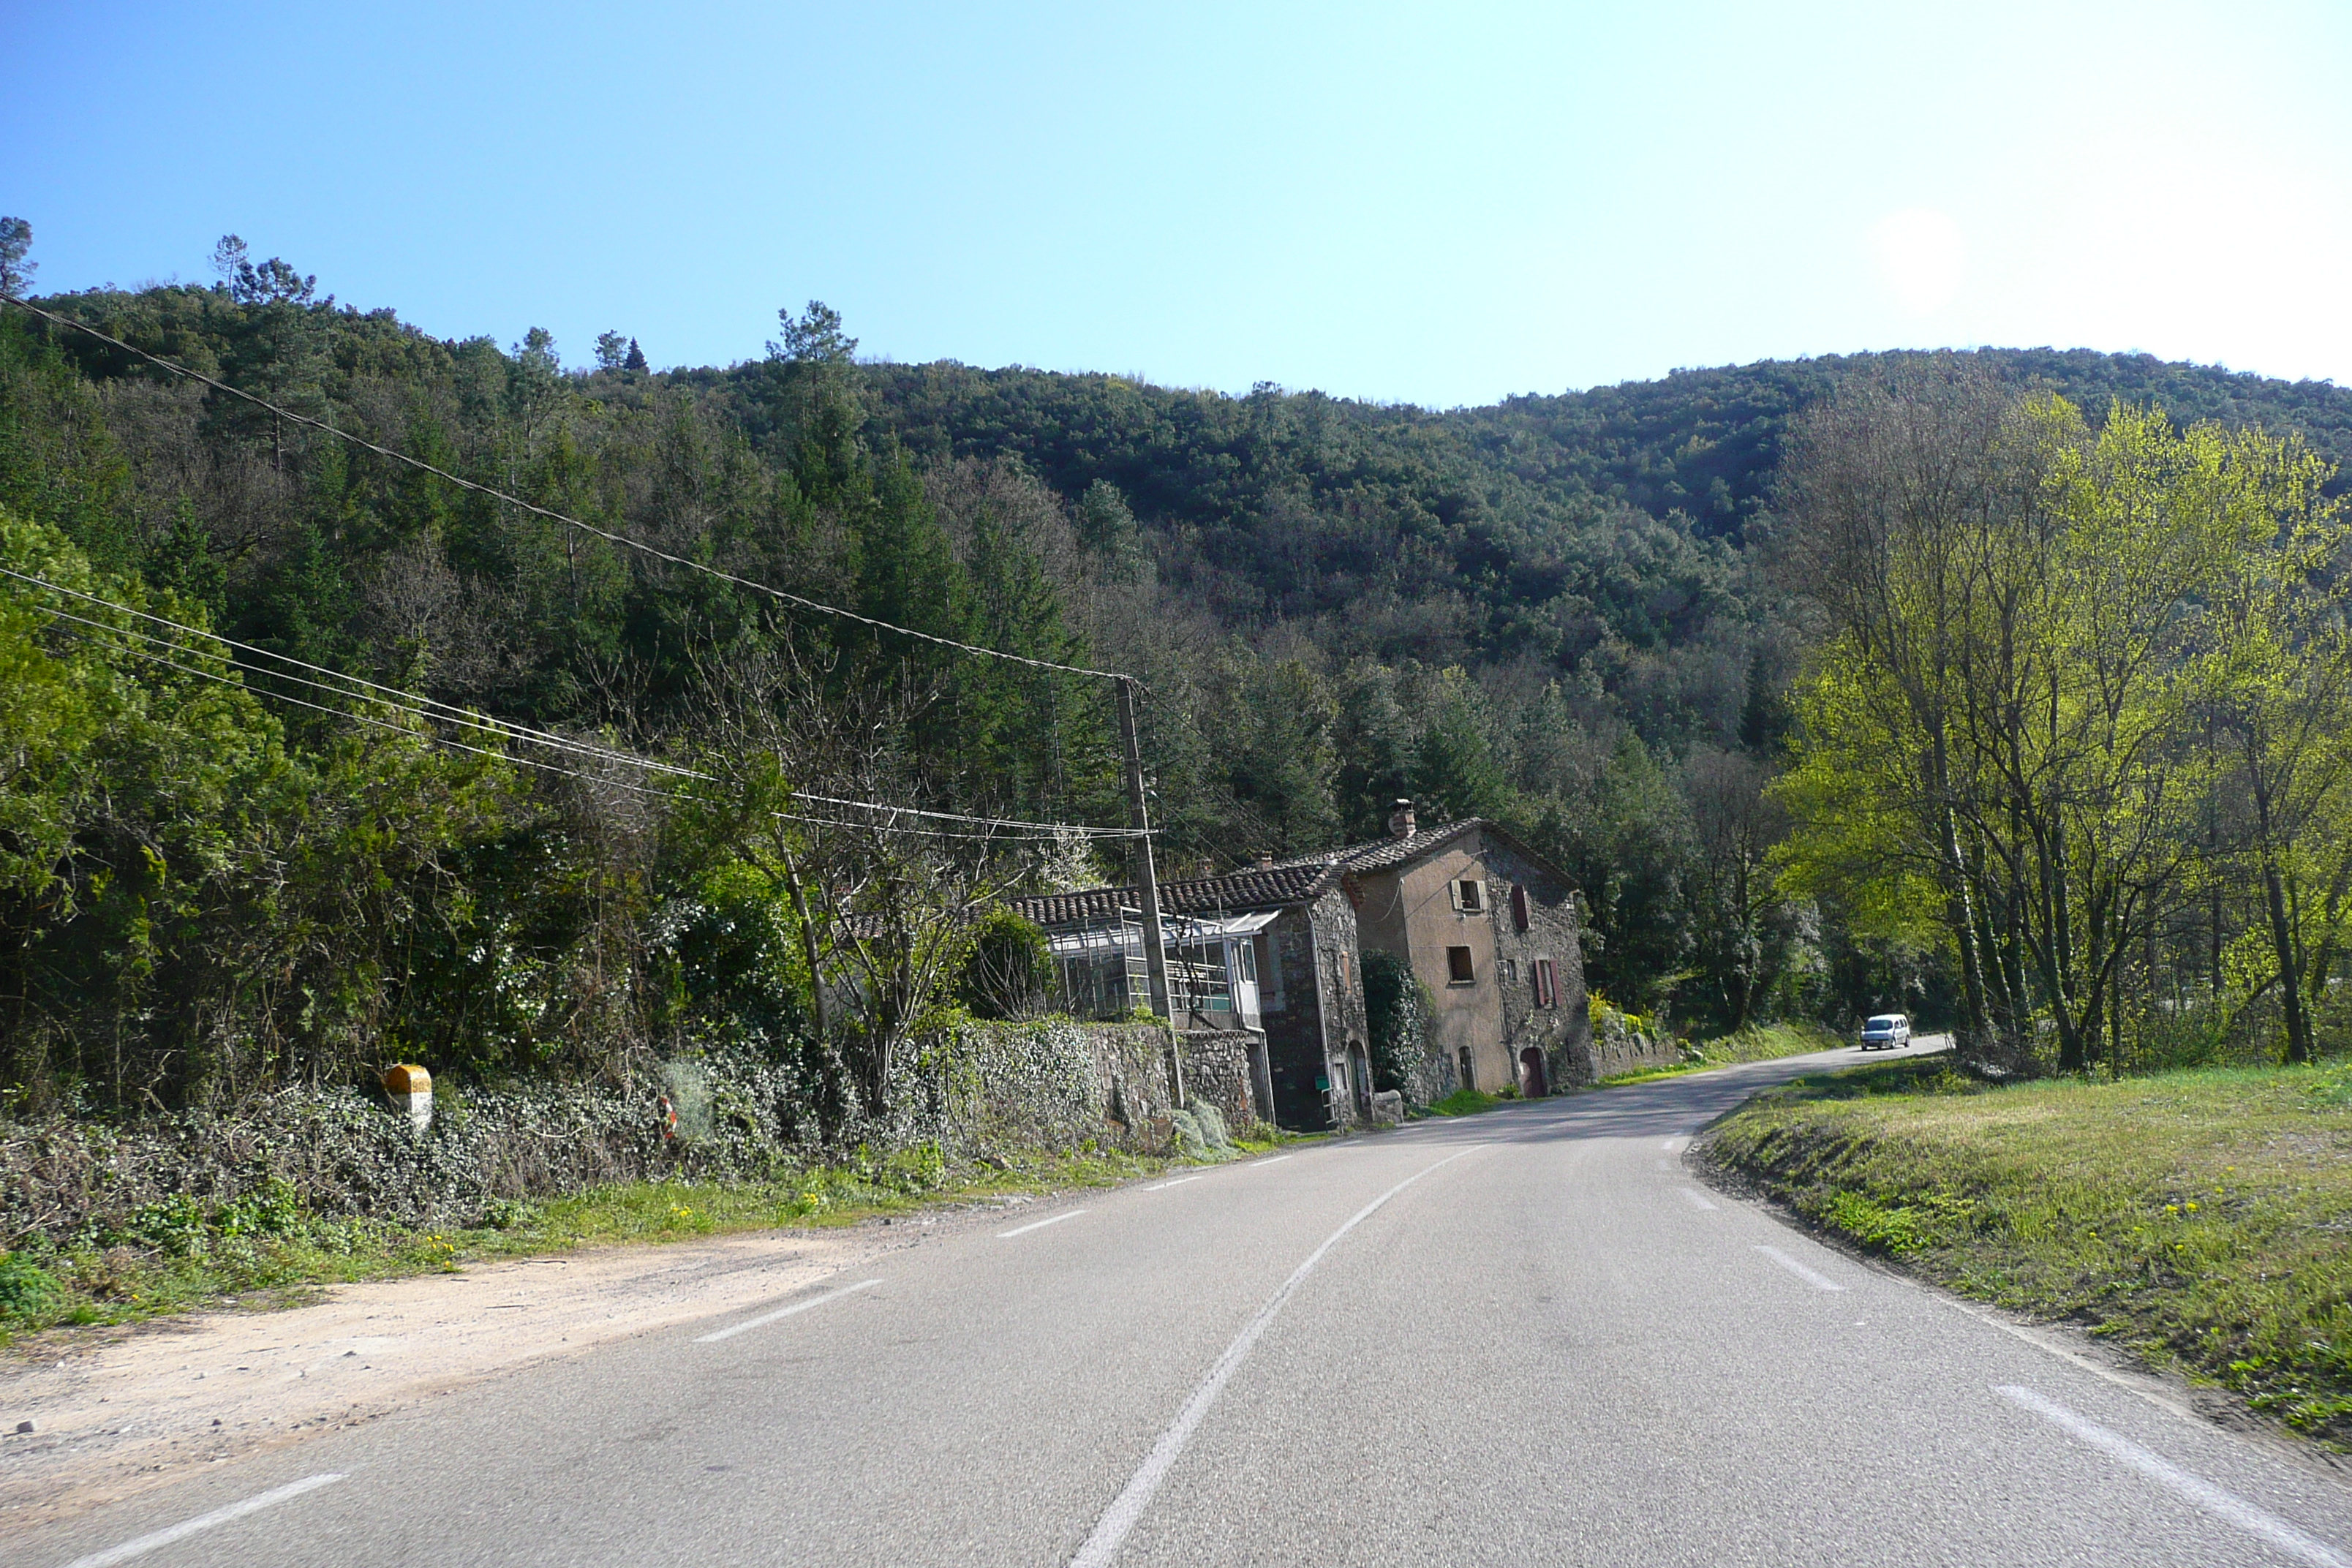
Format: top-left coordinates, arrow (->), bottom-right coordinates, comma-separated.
1705,1055 -> 2352,1447
1425,1087 -> 1509,1117
1599,1021 -> 1844,1087
0,1138 -> 1270,1346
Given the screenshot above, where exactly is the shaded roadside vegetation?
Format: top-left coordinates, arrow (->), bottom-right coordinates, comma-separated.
1705,1055 -> 2352,1447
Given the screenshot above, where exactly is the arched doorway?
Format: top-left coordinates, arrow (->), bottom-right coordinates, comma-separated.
1348,1041 -> 1372,1118
1518,1045 -> 1548,1099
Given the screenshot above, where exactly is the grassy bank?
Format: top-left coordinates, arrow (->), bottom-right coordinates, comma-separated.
0,1141 -> 1240,1346
1706,1056 -> 2352,1446
1600,1021 -> 1844,1086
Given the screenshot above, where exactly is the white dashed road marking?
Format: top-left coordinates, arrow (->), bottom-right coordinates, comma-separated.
999,1209 -> 1088,1240
1678,1188 -> 1718,1212
696,1278 -> 882,1343
1754,1245 -> 1847,1292
58,1474 -> 346,1568
1068,1145 -> 1485,1567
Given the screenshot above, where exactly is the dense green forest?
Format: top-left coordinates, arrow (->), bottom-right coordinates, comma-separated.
7,225 -> 2351,1112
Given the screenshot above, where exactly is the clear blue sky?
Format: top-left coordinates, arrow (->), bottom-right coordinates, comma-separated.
5,1 -> 2348,406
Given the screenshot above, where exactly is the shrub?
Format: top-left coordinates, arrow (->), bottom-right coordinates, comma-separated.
0,1251 -> 60,1318
957,909 -> 1054,1020
1362,949 -> 1433,1096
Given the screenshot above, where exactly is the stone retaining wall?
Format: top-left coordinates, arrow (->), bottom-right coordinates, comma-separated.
0,1019 -> 1226,1248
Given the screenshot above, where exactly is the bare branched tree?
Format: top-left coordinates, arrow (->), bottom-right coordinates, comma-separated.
691,636 -> 1037,1122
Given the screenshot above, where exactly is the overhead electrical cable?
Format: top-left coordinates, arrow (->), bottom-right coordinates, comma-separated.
10,566 -> 1145,843
0,293 -> 1131,684
81,638 -> 1074,843
13,583 -> 698,777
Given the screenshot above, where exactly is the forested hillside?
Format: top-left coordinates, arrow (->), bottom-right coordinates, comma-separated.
7,230 -> 2351,1109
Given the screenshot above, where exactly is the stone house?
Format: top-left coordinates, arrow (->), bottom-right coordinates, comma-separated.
1273,802 -> 1602,1103
1014,802 -> 1636,1129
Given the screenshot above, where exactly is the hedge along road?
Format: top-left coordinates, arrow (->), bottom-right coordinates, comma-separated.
15,1036 -> 2352,1568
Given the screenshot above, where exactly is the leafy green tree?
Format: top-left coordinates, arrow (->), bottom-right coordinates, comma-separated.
0,216 -> 33,296
1406,666 -> 1514,824
1221,653 -> 1341,853
2187,427 -> 2350,1062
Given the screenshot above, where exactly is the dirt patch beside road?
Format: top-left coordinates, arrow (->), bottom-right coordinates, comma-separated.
0,1224 -> 900,1530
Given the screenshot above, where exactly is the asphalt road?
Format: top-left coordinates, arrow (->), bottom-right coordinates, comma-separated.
20,1036 -> 2352,1567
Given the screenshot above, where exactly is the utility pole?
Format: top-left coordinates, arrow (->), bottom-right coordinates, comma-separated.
1115,678 -> 1172,1023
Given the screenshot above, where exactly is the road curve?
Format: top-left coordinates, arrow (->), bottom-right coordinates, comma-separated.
15,1037 -> 2352,1567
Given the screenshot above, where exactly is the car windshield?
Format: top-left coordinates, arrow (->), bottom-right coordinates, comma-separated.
1865,1015 -> 1903,1028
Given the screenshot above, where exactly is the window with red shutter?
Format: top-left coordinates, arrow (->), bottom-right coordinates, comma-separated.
1534,958 -> 1557,1009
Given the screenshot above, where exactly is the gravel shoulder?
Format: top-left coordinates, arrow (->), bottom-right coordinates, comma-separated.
0,1217 -> 930,1529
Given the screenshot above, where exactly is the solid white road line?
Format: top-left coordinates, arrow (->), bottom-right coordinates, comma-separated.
1243,1155 -> 1292,1169
1754,1244 -> 1847,1292
1146,1176 -> 1205,1191
1678,1188 -> 1718,1212
1068,1144 -> 1484,1568
1996,1384 -> 2352,1568
999,1209 -> 1088,1239
57,1474 -> 346,1568
695,1278 -> 881,1343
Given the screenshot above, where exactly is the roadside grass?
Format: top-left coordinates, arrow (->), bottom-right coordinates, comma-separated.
1705,1055 -> 2352,1447
1599,1021 -> 1845,1087
0,1139 -> 1267,1347
1425,1088 -> 1507,1117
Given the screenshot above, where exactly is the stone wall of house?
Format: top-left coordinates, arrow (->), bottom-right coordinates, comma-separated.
1311,886 -> 1373,1123
1254,886 -> 1376,1131
1175,1029 -> 1261,1132
1482,838 -> 1599,1092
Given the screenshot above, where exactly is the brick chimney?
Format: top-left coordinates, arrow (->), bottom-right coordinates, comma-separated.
1256,851 -> 1275,871
1387,798 -> 1417,840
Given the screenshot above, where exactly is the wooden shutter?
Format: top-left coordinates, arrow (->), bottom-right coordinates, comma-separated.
1511,884 -> 1529,932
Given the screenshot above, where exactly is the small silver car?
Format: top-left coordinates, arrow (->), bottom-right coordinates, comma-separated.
1858,1013 -> 1911,1050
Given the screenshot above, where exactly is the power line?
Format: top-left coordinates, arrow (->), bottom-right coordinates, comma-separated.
14,581 -> 693,779
88,637 -> 1082,843
7,565 -> 1145,842
0,562 -> 700,776
0,292 -> 1131,685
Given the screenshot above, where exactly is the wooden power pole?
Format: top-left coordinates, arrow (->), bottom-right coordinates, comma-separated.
1115,678 -> 1172,1023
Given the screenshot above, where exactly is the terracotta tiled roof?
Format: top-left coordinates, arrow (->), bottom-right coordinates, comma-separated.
1010,862 -> 1343,928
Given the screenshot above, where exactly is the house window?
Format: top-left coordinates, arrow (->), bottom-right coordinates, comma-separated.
1534,957 -> 1558,1009
1511,884 -> 1530,932
1499,957 -> 1518,987
1451,878 -> 1485,914
1446,945 -> 1475,985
